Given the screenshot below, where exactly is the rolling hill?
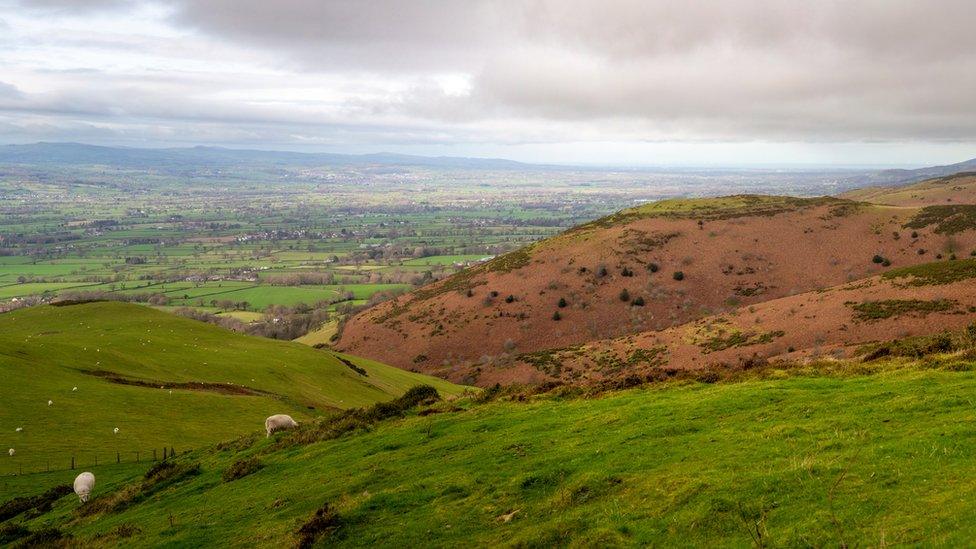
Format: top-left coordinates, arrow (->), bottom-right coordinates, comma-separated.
337,192 -> 976,385
0,302 -> 464,476
514,258 -> 976,383
6,344 -> 976,546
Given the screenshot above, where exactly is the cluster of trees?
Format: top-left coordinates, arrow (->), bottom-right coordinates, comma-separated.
173,302 -> 332,341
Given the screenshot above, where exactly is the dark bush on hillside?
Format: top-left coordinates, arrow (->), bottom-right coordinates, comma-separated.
619,289 -> 630,302
647,262 -> 660,273
911,231 -> 919,238
872,255 -> 884,264
0,524 -> 30,545
557,297 -> 567,308
81,461 -> 201,517
918,249 -> 926,255
631,296 -> 645,306
0,485 -> 71,522
621,267 -> 634,277
505,295 -> 515,303
275,386 -> 440,448
8,527 -> 69,547
882,259 -> 892,267
673,271 -> 685,281
222,457 -> 263,482
474,383 -> 503,404
297,503 -> 342,548
596,265 -> 608,277
466,289 -> 474,297
552,311 -> 562,321
861,331 -> 957,361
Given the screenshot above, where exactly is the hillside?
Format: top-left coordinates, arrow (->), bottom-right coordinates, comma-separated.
842,171 -> 976,206
338,193 -> 976,384
516,258 -> 976,382
6,346 -> 976,546
0,302 -> 463,475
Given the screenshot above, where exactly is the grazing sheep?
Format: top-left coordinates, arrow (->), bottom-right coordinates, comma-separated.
7,448 -> 13,456
113,427 -> 119,434
74,472 -> 95,503
47,400 -> 53,406
265,414 -> 298,437
15,427 -> 22,432
72,387 -> 78,391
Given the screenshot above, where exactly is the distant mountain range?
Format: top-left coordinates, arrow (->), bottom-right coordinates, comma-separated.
1,142 -> 974,187
0,142 -> 532,170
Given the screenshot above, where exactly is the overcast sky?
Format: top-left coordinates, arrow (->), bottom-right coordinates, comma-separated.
1,0 -> 975,167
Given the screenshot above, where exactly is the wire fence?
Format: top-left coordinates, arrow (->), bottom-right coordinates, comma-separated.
1,446 -> 185,477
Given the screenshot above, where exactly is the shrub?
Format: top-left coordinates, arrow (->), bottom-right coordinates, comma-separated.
619,289 -> 630,302
647,263 -> 660,273
297,503 -> 342,548
911,231 -> 919,238
882,259 -> 891,267
223,457 -> 263,482
596,265 -> 608,277
0,485 -> 71,522
558,297 -> 567,308
621,267 -> 634,277
673,271 -> 685,281
505,295 -> 515,303
552,311 -> 562,321
872,255 -> 884,264
631,296 -> 645,306
918,249 -> 926,255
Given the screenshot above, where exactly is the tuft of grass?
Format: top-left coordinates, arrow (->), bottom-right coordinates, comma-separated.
848,299 -> 954,321
882,258 -> 976,286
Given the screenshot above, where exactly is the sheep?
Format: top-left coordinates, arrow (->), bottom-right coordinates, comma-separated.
265,414 -> 298,437
73,472 -> 95,503
7,448 -> 13,456
15,427 -> 22,432
72,387 -> 78,391
113,427 -> 119,434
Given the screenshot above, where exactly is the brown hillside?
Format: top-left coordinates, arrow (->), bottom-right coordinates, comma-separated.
512,258 -> 976,384
841,172 -> 976,206
338,194 -> 976,384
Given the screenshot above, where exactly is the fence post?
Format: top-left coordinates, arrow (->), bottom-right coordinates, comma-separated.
95,456 -> 98,466
71,456 -> 75,470
136,451 -> 140,462
163,447 -> 168,460
117,452 -> 120,464
153,449 -> 157,461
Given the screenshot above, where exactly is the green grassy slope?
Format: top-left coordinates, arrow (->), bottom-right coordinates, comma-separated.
11,360 -> 976,547
0,302 -> 464,475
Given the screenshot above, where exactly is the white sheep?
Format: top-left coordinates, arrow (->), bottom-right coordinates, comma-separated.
15,427 -> 22,432
113,427 -> 119,434
8,448 -> 14,456
72,387 -> 78,391
47,400 -> 53,406
73,472 -> 95,503
265,414 -> 298,437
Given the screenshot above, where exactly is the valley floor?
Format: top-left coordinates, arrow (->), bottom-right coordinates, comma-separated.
8,361 -> 976,547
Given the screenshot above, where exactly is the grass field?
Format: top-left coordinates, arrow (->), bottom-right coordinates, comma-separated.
0,302 -> 465,476
7,357 -> 976,546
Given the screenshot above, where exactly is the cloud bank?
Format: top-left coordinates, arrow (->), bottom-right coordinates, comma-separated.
2,0 -> 975,164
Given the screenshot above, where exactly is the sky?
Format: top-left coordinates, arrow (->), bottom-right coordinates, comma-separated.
1,0 -> 975,167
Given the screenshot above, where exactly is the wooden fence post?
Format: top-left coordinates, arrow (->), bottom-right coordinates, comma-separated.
71,456 -> 75,470
153,449 -> 157,461
117,452 -> 120,464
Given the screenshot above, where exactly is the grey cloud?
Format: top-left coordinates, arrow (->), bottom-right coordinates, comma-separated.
162,0 -> 976,142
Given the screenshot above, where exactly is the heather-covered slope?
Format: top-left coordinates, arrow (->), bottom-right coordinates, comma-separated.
338,194 -> 976,384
